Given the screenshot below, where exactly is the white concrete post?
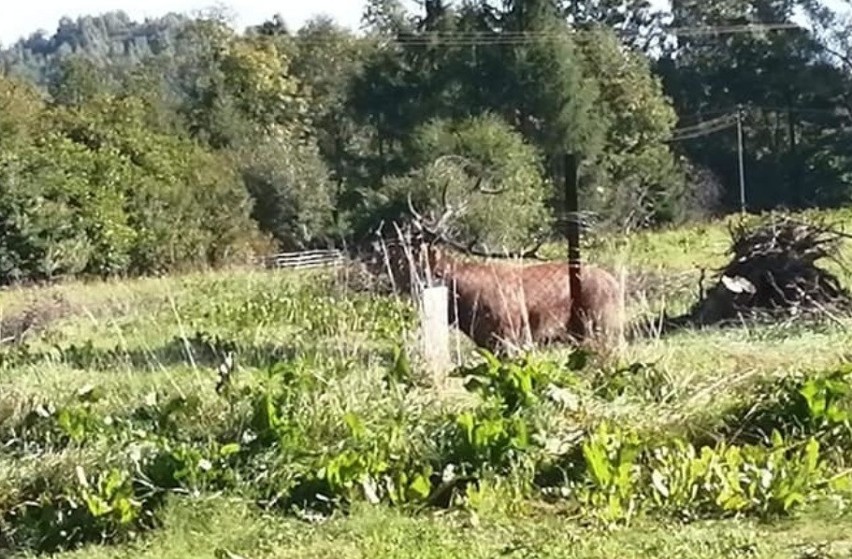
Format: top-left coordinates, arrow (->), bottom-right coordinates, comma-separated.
419,285 -> 451,376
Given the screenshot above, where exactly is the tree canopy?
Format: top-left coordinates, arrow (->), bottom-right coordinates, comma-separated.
0,1 -> 850,283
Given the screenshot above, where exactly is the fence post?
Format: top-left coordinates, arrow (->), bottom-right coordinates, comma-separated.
419,284 -> 451,379
564,152 -> 583,340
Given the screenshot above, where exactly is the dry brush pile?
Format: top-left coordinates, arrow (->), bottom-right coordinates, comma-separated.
674,214 -> 852,327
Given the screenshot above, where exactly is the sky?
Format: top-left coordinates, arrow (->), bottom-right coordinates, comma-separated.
0,1 -> 370,45
1,0 -> 847,47
0,0 -> 675,46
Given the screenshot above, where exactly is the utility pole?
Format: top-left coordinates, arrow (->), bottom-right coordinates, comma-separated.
737,104 -> 746,214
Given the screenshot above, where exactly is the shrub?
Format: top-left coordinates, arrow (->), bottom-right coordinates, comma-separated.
359,113 -> 553,250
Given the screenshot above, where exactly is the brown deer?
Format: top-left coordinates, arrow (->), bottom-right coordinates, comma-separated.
369,181 -> 625,355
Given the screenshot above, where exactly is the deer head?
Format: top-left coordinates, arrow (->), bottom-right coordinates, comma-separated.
368,160 -> 547,299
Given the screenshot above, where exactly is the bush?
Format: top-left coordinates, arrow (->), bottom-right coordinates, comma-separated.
232,134 -> 337,250
359,113 -> 553,250
0,91 -> 265,283
0,136 -> 135,280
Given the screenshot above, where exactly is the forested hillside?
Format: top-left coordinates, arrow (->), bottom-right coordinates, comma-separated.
1,0 -> 851,284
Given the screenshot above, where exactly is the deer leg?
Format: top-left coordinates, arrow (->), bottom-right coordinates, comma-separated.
470,324 -> 502,355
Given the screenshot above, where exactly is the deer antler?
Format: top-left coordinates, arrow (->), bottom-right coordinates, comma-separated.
432,154 -> 506,196
407,177 -> 465,239
460,235 -> 547,260
468,174 -> 506,195
405,159 -> 546,260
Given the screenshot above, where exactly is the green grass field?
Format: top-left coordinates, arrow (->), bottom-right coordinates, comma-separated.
4,210 -> 852,558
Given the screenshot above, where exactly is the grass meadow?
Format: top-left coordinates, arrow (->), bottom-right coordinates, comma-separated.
4,209 -> 852,558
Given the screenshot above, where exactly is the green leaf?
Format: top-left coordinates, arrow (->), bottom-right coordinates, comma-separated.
406,474 -> 433,501
82,493 -> 112,517
783,491 -> 805,511
343,412 -> 366,440
219,443 -> 241,458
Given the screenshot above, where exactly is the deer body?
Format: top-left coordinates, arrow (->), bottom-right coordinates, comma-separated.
368,175 -> 625,354
424,248 -> 624,353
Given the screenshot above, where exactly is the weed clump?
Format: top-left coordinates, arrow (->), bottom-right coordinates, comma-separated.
4,347 -> 852,554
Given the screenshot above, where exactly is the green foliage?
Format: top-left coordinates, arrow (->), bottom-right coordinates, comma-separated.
0,132 -> 137,278
800,371 -> 851,426
49,55 -> 113,107
646,432 -> 825,519
503,2 -> 605,162
0,78 -> 264,283
0,77 -> 43,145
577,27 -> 685,227
291,16 -> 375,223
442,351 -> 577,479
592,360 -> 678,404
233,135 -> 337,249
566,422 -> 829,525
173,271 -> 417,343
4,463 -> 159,553
6,2 -> 852,553
658,0 -> 852,210
719,365 -> 852,465
313,411 -> 435,507
364,113 -> 553,248
459,351 -> 567,414
1,0 -> 851,270
452,407 -> 532,473
576,421 -> 643,523
2,266 -> 852,554
561,363 -> 852,525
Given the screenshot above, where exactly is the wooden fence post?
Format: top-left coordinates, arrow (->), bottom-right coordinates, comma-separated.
564,152 -> 583,340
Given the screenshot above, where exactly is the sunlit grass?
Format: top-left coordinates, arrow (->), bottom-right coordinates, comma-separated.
4,207 -> 852,558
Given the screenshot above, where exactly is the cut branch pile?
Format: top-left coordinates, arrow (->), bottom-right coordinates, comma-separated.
685,215 -> 852,326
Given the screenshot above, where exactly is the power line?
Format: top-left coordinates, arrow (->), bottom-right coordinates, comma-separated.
666,102 -> 849,211
752,105 -> 850,116
672,111 -> 738,133
666,22 -> 802,36
668,103 -> 852,142
675,106 -> 741,123
669,120 -> 738,141
661,108 -> 748,208
387,22 -> 801,38
294,22 -> 802,46
668,112 -> 739,141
